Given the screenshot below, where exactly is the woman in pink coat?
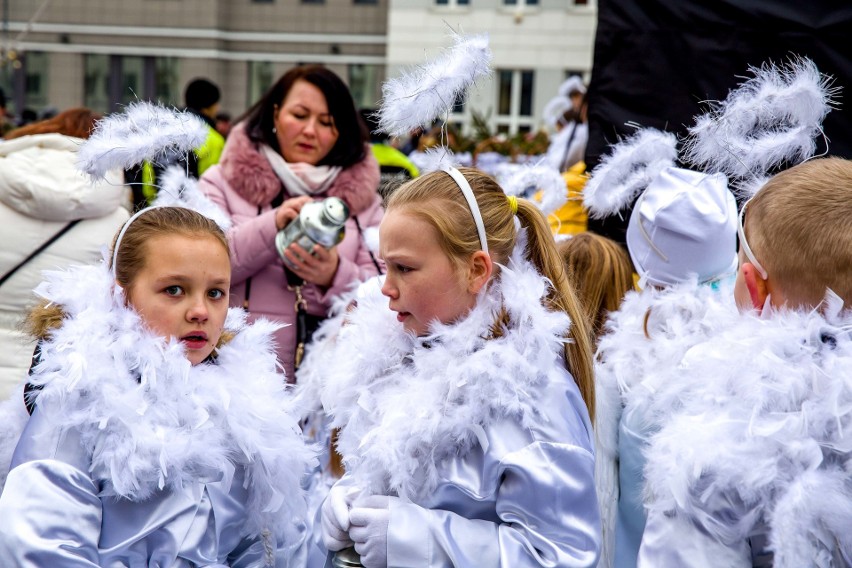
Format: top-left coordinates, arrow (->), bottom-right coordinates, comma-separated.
200,65 -> 383,381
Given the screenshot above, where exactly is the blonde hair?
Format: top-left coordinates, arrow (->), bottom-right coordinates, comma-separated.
557,233 -> 634,345
26,207 -> 232,341
386,168 -> 596,420
745,157 -> 852,308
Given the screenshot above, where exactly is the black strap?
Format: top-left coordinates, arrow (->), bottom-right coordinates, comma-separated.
0,220 -> 81,288
559,122 -> 580,172
353,215 -> 383,275
0,219 -> 80,286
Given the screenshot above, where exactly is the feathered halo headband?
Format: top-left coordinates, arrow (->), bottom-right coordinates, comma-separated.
77,101 -> 232,276
377,29 -> 495,251
583,56 -> 837,219
377,30 -> 562,248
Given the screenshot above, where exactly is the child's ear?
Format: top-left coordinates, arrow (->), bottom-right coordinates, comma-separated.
742,262 -> 769,312
467,251 -> 493,294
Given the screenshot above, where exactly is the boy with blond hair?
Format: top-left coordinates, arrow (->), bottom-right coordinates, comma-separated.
638,157 -> 852,567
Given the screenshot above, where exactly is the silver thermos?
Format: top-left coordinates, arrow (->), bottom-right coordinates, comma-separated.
331,547 -> 363,568
275,196 -> 350,267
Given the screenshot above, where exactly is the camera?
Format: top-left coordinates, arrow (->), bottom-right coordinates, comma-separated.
275,196 -> 350,268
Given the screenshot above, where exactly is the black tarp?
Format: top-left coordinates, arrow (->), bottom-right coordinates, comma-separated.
585,0 -> 852,243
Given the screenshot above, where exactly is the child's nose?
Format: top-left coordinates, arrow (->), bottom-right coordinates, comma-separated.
381,277 -> 397,299
187,297 -> 209,322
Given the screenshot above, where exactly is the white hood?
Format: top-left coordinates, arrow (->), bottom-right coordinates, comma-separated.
0,133 -> 126,222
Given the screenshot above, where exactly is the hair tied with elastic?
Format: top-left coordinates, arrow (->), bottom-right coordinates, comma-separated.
507,195 -> 518,214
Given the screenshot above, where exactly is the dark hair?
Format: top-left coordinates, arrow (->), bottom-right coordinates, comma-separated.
5,108 -> 102,140
184,78 -> 221,111
241,65 -> 367,168
359,108 -> 384,143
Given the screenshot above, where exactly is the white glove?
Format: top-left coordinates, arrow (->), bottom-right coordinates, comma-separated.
321,484 -> 360,552
349,494 -> 394,568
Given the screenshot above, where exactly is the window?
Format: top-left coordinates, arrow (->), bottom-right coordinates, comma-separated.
302,0 -> 324,4
495,69 -> 535,135
434,0 -> 469,7
504,0 -> 537,5
120,56 -> 145,106
354,0 -> 378,4
85,54 -> 181,113
348,64 -> 381,110
154,57 -> 180,106
23,51 -> 49,110
247,61 -> 274,106
84,54 -> 110,113
252,0 -> 274,2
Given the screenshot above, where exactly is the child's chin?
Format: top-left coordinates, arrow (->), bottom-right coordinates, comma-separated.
187,350 -> 213,366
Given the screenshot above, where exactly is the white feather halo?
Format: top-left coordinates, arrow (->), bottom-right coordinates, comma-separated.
558,75 -> 587,98
683,56 -> 838,180
411,146 -> 464,175
496,161 -> 567,216
583,128 -> 678,219
152,166 -> 233,231
378,31 -> 492,138
542,96 -> 573,129
77,101 -> 208,180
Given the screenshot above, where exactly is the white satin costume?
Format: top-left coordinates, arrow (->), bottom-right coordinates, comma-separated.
593,280 -> 736,568
315,244 -> 601,567
0,259 -> 317,567
639,294 -> 852,567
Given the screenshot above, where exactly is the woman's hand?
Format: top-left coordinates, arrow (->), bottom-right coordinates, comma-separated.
283,242 -> 340,287
275,195 -> 312,230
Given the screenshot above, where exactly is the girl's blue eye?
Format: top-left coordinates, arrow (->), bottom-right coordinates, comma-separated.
396,264 -> 412,273
209,289 -> 226,300
165,285 -> 183,296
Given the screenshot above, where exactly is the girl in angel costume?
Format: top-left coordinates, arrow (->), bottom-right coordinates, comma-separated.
313,166 -> 600,567
0,110 -> 316,566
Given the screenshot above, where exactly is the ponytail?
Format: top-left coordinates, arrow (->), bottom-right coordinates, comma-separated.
516,199 -> 596,421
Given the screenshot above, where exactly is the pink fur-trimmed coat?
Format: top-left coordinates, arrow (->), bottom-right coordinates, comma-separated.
199,123 -> 383,381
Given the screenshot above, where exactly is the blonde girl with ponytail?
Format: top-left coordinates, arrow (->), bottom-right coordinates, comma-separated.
315,167 -> 600,567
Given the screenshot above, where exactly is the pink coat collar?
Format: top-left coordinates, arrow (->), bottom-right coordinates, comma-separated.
217,123 -> 380,215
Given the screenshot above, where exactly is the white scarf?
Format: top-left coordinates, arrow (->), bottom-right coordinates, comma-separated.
262,144 -> 342,196
307,237 -> 580,501
0,258 -> 317,542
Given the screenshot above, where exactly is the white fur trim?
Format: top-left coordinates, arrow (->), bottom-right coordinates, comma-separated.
315,247 -> 575,501
15,261 -> 316,541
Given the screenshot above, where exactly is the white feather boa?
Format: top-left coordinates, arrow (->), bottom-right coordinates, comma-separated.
316,252 -> 574,501
643,294 -> 852,566
593,280 -> 737,567
2,260 -> 317,542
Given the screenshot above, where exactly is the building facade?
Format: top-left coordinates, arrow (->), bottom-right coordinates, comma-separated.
1,0 -> 388,119
1,0 -> 594,135
387,0 -> 596,136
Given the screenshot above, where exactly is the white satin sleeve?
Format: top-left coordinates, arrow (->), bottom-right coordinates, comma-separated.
0,459 -> 103,566
386,441 -> 600,568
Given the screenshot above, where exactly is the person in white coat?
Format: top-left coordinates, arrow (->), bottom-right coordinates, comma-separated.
0,108 -> 129,399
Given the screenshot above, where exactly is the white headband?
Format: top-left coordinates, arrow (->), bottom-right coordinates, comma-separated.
442,166 -> 489,254
111,206 -> 162,278
737,197 -> 768,280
